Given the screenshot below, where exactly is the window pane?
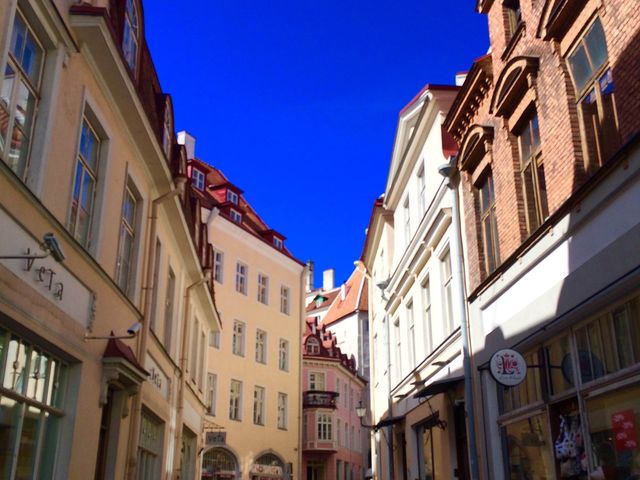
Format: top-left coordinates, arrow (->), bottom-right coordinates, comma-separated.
598,69 -> 620,161
569,45 -> 593,93
504,414 -> 554,479
536,162 -> 548,220
10,15 -> 27,61
0,396 -> 20,478
15,405 -> 42,479
14,80 -> 35,130
522,164 -> 540,232
546,336 -> 573,394
585,18 -> 608,73
518,122 -> 532,161
4,337 -> 27,392
22,32 -> 42,85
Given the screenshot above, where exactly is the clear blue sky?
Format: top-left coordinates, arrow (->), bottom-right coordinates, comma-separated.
144,1 -> 489,287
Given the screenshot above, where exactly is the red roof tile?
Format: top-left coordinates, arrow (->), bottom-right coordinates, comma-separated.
322,268 -> 368,326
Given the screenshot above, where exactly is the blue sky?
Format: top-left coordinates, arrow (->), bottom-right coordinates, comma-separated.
144,1 -> 489,287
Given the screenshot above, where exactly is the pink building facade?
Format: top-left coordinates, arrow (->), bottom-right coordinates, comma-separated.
302,317 -> 367,480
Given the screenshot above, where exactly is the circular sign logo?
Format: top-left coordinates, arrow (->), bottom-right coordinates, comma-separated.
490,349 -> 527,386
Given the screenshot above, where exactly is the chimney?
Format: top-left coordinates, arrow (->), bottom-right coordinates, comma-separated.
305,260 -> 315,292
177,131 -> 196,159
455,72 -> 468,87
322,268 -> 335,291
340,283 -> 346,301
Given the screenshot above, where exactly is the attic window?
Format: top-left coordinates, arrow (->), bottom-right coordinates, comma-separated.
192,169 -> 205,190
306,338 -> 320,355
122,0 -> 139,72
315,295 -> 327,308
229,209 -> 242,224
226,190 -> 239,205
273,237 -> 283,250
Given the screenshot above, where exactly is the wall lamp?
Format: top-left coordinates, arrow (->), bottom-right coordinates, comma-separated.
0,233 -> 65,268
84,322 -> 142,341
356,401 -> 377,430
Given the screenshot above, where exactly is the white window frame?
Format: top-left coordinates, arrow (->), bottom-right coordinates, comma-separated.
229,379 -> 242,421
235,262 -> 248,295
253,386 -> 265,425
407,300 -> 416,368
417,164 -> 426,215
226,189 -> 239,204
309,372 -> 325,391
206,373 -> 217,416
277,392 -> 288,430
229,208 -> 242,223
232,320 -> 245,357
280,285 -> 290,315
257,273 -> 269,304
192,168 -> 205,190
317,412 -> 333,441
255,329 -> 267,364
213,249 -> 224,283
209,330 -> 220,349
278,338 -> 289,371
441,247 -> 454,334
115,178 -> 141,298
273,237 -> 283,250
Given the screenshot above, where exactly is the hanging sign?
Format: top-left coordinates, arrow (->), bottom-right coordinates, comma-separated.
490,349 -> 527,386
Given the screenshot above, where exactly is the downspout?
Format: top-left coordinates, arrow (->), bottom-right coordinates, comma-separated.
173,271 -> 211,479
126,176 -> 187,480
438,157 -> 480,480
296,264 -> 308,480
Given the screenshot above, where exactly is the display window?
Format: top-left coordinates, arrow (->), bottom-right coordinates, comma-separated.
504,413 -> 555,479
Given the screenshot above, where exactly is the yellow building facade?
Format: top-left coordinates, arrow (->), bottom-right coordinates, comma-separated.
0,1 -> 220,479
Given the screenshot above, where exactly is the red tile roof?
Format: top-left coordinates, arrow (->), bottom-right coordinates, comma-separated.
305,290 -> 340,313
103,336 -> 148,375
322,268 -> 368,327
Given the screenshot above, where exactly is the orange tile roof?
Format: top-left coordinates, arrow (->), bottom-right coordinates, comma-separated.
305,290 -> 340,313
322,268 -> 368,326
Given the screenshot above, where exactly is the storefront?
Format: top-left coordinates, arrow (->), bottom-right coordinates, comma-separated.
491,292 -> 640,479
201,447 -> 239,479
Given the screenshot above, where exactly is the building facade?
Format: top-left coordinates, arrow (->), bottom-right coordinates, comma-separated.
445,0 -> 640,478
0,1 -> 220,479
302,317 -> 367,480
361,84 -> 474,480
186,154 -> 304,480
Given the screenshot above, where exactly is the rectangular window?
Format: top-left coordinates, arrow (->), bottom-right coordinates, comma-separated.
273,237 -> 283,250
255,329 -> 267,364
422,277 -> 433,354
235,262 -> 247,295
277,393 -> 288,430
478,173 -> 500,274
164,267 -> 176,350
441,249 -> 454,334
0,11 -> 44,179
209,331 -> 220,349
394,318 -> 402,381
192,168 -> 205,190
226,189 -> 238,204
517,113 -> 548,234
407,301 -> 416,368
317,413 -> 333,441
417,165 -> 426,216
278,338 -> 289,371
337,419 -> 342,447
206,373 -> 217,415
504,0 -> 522,38
567,18 -> 619,168
257,274 -> 269,304
69,118 -> 101,247
137,410 -> 164,480
149,239 -> 161,332
116,180 -> 139,298
403,197 -> 411,244
190,319 -> 199,382
232,320 -> 245,357
229,379 -> 242,421
253,386 -> 265,425
309,372 -> 325,391
280,285 -> 290,315
229,209 -> 242,224
213,250 -> 224,283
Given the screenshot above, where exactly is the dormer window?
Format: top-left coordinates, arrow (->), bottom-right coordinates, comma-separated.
273,237 -> 283,250
229,208 -> 242,224
122,0 -> 139,72
192,169 -> 205,190
306,338 -> 320,355
226,190 -> 239,205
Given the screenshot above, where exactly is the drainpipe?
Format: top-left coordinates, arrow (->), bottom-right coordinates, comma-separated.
173,271 -> 211,479
296,264 -> 308,480
126,176 -> 187,480
438,157 -> 480,480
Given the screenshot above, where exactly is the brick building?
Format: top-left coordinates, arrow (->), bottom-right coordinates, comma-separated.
444,0 -> 640,478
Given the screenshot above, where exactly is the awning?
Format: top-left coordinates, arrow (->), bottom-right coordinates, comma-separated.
414,376 -> 463,399
374,415 -> 405,430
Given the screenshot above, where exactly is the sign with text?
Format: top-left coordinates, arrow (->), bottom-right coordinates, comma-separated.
490,349 -> 527,386
205,431 -> 226,445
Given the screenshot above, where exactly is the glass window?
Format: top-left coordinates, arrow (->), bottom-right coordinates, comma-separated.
441,249 -> 454,334
545,335 -> 574,395
137,410 -> 163,480
202,449 -> 237,477
306,337 -> 320,355
229,379 -> 242,421
417,165 -> 426,216
517,114 -> 548,234
162,101 -> 172,158
192,169 -> 205,190
257,274 -> 269,304
394,319 -> 402,381
189,319 -> 199,381
122,0 -> 139,71
235,263 -> 247,295
420,423 -> 436,480
317,413 -> 332,441
164,268 -> 175,350
407,301 -> 416,368
273,237 -> 283,250
403,197 -> 411,245
422,277 -> 432,355
478,173 -> 500,274
278,393 -> 288,430
309,372 -> 325,391
501,350 -> 543,413
255,330 -> 267,364
116,181 -> 138,297
149,239 -> 161,332
69,119 -> 101,247
206,373 -> 217,416
0,11 -> 44,179
504,0 -> 522,38
253,386 -> 265,425
278,339 -> 289,371
209,331 -> 220,349
232,321 -> 245,357
226,190 -> 238,204
280,285 -> 290,315
229,209 -> 242,224
504,413 -> 554,479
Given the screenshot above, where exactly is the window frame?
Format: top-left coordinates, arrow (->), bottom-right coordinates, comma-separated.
257,273 -> 269,305
115,178 -> 141,298
440,248 -> 454,335
206,373 -> 217,416
192,168 -> 205,191
309,371 -> 325,391
229,208 -> 242,224
255,329 -> 267,364
235,262 -> 248,295
278,338 -> 289,371
280,285 -> 290,315
229,379 -> 242,421
122,0 -> 140,73
317,412 -> 333,441
253,385 -> 265,426
213,249 -> 224,283
232,320 -> 245,357
277,392 -> 288,430
477,172 -> 500,274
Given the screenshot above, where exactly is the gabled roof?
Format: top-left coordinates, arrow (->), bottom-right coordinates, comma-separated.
322,268 -> 368,326
305,290 -> 340,313
303,317 -> 362,379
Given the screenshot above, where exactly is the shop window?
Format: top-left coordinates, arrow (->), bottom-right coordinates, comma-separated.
503,413 -> 554,479
517,113 -> 548,234
545,335 -> 574,395
0,10 -> 44,180
477,172 -> 500,274
202,448 -> 237,478
567,18 -> 620,169
500,350 -> 542,413
137,410 -> 163,480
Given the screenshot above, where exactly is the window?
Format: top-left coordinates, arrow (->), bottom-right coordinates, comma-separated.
149,239 -> 161,332
213,250 -> 224,283
517,113 -> 548,234
273,237 -> 283,250
478,173 -> 500,273
164,268 -> 175,350
229,209 -> 242,224
277,393 -> 288,429
235,262 -> 247,295
257,274 -> 269,304
337,419 -> 342,447
317,413 -> 332,441
417,165 -> 426,216
309,372 -> 325,391
122,0 -> 139,71
229,380 -> 242,421
192,168 -> 205,190
422,277 -> 433,354
255,329 -> 267,364
206,373 -> 217,415
278,339 -> 289,371
253,386 -> 265,425
190,319 -> 199,382
568,18 -> 619,168
209,331 -> 220,349
232,321 -> 245,357
441,249 -> 454,333
69,118 -> 101,247
407,301 -> 416,368
0,329 -> 68,479
403,197 -> 411,244
394,318 -> 401,381
137,410 -> 163,480
115,180 -> 139,297
505,0 -> 522,37
226,190 -> 238,204
0,11 -> 44,179
306,337 -> 320,355
162,101 -> 172,158
280,285 -> 290,315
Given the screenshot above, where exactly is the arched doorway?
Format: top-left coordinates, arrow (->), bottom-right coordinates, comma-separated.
201,448 -> 239,479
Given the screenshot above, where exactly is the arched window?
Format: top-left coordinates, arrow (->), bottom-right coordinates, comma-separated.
255,453 -> 284,468
122,0 -> 139,71
202,448 -> 238,478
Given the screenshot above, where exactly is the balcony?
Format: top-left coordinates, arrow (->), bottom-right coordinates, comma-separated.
303,390 -> 339,409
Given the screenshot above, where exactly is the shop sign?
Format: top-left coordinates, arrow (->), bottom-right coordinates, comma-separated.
249,464 -> 282,476
612,409 -> 638,452
490,349 -> 527,386
144,356 -> 170,399
205,431 -> 226,445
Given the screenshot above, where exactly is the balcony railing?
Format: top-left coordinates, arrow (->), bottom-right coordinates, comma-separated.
303,390 -> 339,409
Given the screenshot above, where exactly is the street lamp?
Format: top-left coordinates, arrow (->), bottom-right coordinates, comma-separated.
355,401 -> 376,430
